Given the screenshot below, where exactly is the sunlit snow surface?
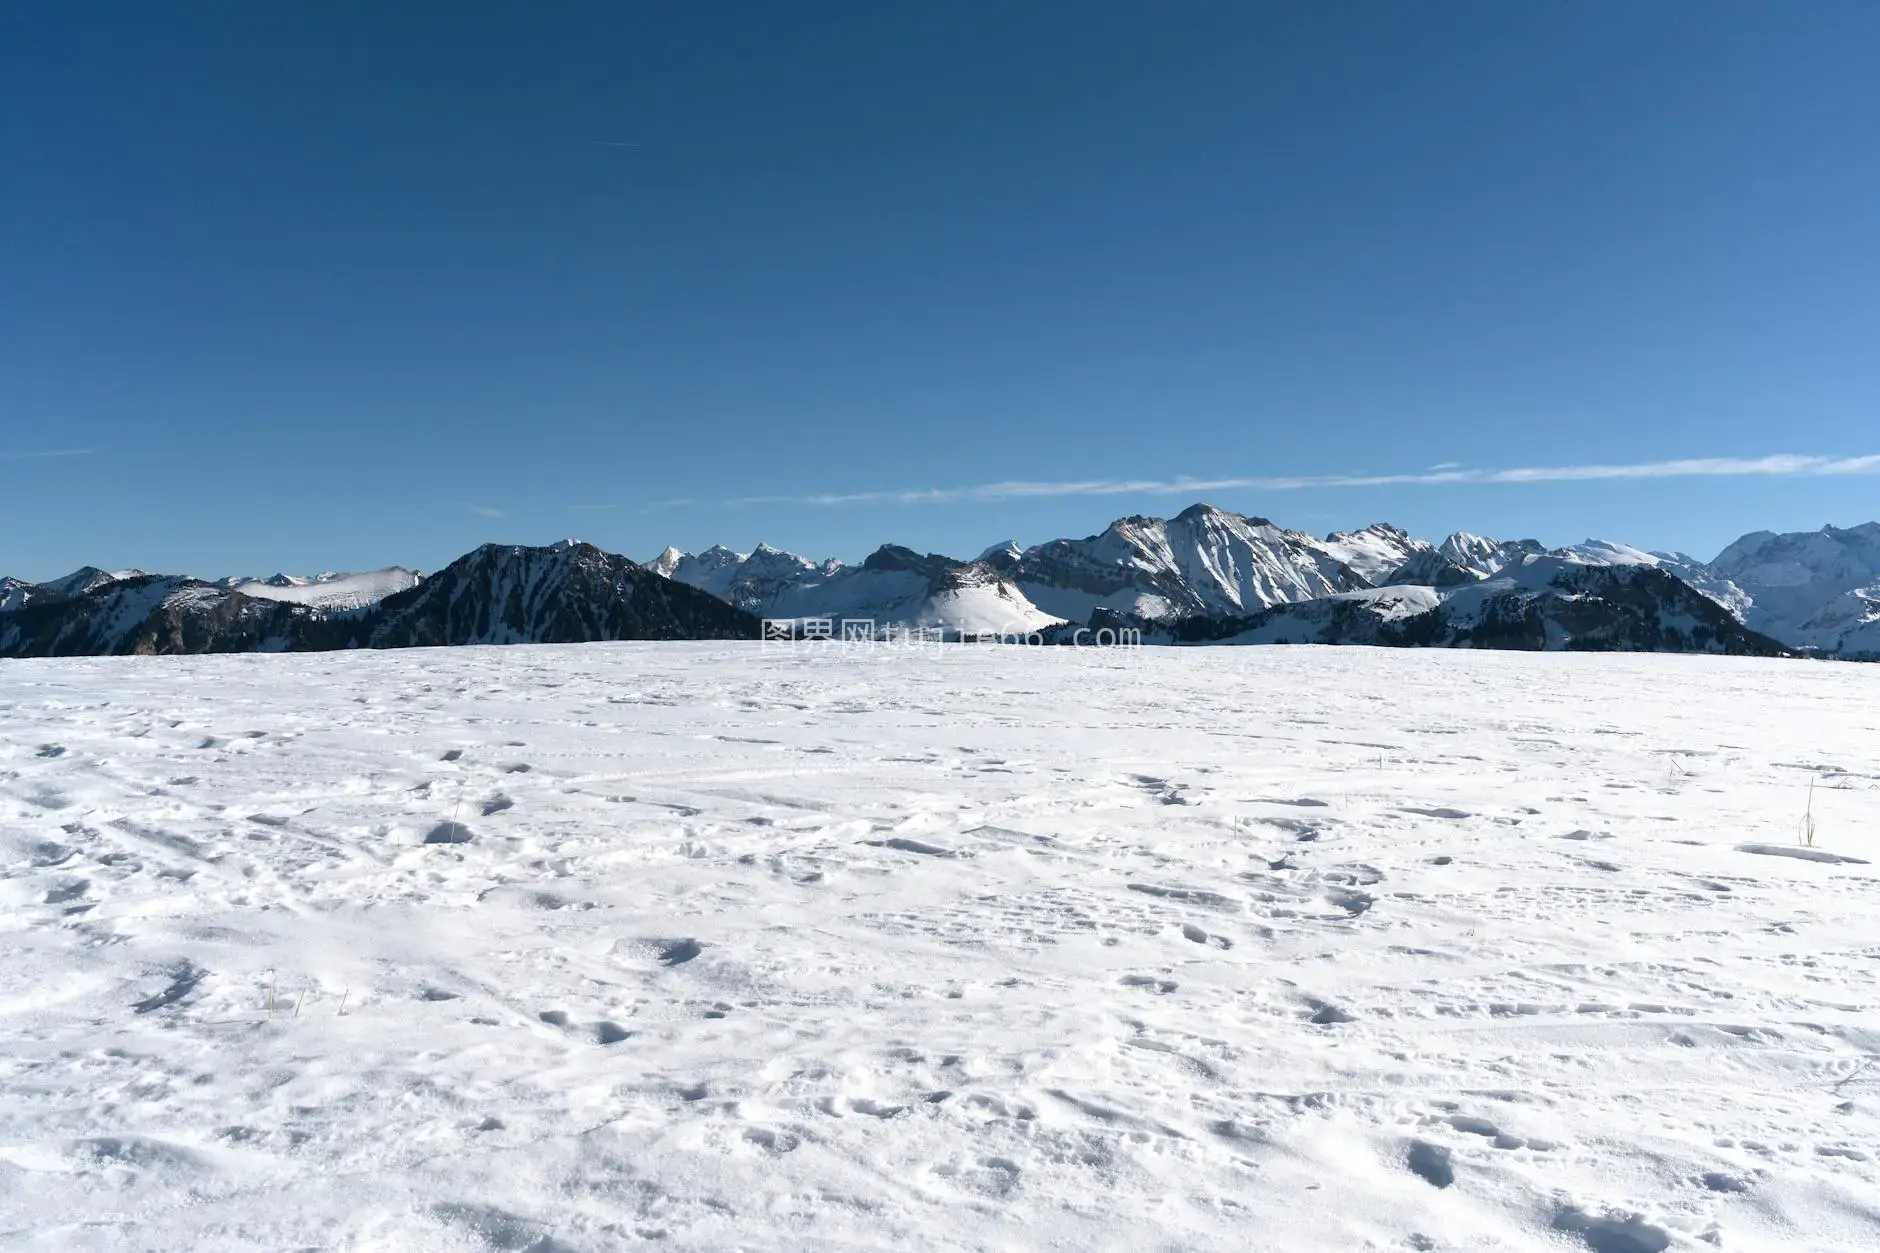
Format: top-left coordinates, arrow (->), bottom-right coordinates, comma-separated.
3,645 -> 1878,1252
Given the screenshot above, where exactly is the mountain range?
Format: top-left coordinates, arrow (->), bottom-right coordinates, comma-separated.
0,542 -> 754,658
4,510 -> 1877,660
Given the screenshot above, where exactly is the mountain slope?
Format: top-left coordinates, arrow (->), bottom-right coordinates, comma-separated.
654,544 -> 842,611
222,567 -> 422,611
1314,523 -> 1432,583
358,541 -> 759,648
762,545 -> 1059,636
1164,557 -> 1786,655
0,576 -> 329,658
0,576 -> 56,613
1707,523 -> 1880,654
1436,532 -> 1547,577
1549,539 -> 1752,617
34,565 -> 149,598
1011,503 -> 1370,624
651,541 -> 1054,635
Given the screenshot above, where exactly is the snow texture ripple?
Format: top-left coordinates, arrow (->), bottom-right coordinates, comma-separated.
1,644 -> 1877,1251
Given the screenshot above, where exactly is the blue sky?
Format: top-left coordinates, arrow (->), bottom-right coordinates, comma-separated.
4,3 -> 1877,580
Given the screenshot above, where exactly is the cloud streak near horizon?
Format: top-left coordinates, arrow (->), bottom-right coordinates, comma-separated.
726,454 -> 1880,508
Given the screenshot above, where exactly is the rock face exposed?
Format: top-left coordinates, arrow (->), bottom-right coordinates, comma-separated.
353,542 -> 759,648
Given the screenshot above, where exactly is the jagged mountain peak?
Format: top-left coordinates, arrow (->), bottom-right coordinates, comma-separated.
649,546 -> 687,577
1318,522 -> 1433,584
1010,502 -> 1370,624
1173,501 -> 1265,525
860,544 -> 947,574
1385,549 -> 1484,589
1437,532 -> 1545,577
977,540 -> 1023,573
38,565 -> 141,598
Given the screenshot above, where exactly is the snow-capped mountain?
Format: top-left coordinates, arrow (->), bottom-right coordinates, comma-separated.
1540,539 -> 1754,618
0,564 -> 153,613
762,545 -> 1059,636
1382,548 -> 1486,588
1314,522 -> 1433,584
1435,532 -> 1547,578
651,541 -> 1054,635
1004,503 -> 1373,623
655,506 -> 1388,632
976,540 -> 1024,571
1793,586 -> 1880,661
1704,523 -> 1880,657
220,567 -> 422,612
33,565 -> 150,598
0,577 -> 42,613
652,507 -> 1880,659
1160,555 -> 1785,655
649,544 -> 749,599
652,543 -> 842,611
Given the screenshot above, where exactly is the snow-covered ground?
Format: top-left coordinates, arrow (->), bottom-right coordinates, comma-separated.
2,645 -> 1878,1252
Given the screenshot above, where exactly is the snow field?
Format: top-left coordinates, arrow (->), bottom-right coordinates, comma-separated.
1,644 -> 1877,1251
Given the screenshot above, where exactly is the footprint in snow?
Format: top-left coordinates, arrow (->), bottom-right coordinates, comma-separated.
1406,1140 -> 1453,1188
742,1127 -> 800,1154
1120,975 -> 1178,995
657,938 -> 702,966
863,836 -> 956,857
1550,1205 -> 1670,1253
1181,923 -> 1233,949
1325,889 -> 1374,917
424,821 -> 473,844
1736,843 -> 1869,865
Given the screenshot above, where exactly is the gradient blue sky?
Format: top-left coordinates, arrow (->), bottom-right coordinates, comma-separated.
4,2 -> 1878,580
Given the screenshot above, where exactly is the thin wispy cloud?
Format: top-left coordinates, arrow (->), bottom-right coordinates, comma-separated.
727,453 -> 1880,508
2,448 -> 93,462
467,504 -> 506,518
